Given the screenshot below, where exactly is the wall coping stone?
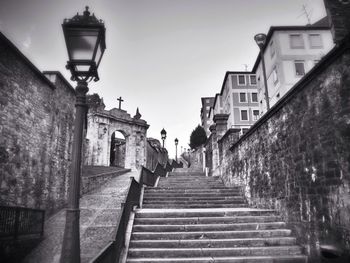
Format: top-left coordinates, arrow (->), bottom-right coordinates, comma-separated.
0,32 -> 57,91
230,35 -> 350,152
83,168 -> 131,179
43,71 -> 76,95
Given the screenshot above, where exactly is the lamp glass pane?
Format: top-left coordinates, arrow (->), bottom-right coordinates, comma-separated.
75,65 -> 90,72
94,41 -> 103,66
66,28 -> 98,60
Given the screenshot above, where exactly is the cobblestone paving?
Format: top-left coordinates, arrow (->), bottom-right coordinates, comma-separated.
23,171 -> 139,263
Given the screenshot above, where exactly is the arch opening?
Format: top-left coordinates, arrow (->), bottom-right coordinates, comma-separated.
110,130 -> 126,168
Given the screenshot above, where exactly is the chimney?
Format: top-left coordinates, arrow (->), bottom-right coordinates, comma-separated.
324,0 -> 350,44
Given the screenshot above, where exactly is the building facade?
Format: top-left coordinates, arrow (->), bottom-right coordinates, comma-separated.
200,97 -> 214,135
253,18 -> 334,113
219,72 -> 259,133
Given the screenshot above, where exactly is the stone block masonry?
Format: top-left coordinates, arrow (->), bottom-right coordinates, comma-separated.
0,33 -> 76,216
218,38 -> 350,261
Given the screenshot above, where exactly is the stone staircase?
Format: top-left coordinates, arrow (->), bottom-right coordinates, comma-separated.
126,168 -> 307,262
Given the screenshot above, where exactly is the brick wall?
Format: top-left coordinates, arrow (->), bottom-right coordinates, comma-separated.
0,33 -> 76,216
218,41 -> 350,260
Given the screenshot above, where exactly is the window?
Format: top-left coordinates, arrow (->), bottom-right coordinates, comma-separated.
206,106 -> 210,110
295,61 -> 305,76
272,66 -> 278,84
206,99 -> 210,103
290,34 -> 304,49
251,93 -> 258,102
270,41 -> 275,58
240,110 -> 248,121
239,93 -> 247,102
309,34 -> 323,48
253,110 -> 259,120
237,75 -> 246,85
249,75 -> 257,85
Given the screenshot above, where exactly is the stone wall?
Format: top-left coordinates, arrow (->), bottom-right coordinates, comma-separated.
0,33 -> 76,216
218,41 -> 350,260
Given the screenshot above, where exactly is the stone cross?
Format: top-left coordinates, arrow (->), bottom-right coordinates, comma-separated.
117,96 -> 124,109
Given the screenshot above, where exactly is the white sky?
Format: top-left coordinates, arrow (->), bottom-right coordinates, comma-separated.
0,0 -> 326,158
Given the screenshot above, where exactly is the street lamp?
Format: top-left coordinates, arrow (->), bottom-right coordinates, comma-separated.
161,128 -> 167,148
174,138 -> 178,161
254,33 -> 270,111
60,6 -> 106,263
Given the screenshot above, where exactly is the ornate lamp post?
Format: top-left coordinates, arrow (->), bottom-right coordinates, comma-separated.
174,138 -> 179,161
254,33 -> 270,111
60,6 -> 106,263
161,128 -> 167,148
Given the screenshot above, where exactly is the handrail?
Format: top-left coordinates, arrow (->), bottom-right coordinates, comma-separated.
0,206 -> 45,240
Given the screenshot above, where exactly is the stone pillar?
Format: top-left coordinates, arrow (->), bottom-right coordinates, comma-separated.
211,114 -> 229,176
324,0 -> 350,44
213,114 -> 229,139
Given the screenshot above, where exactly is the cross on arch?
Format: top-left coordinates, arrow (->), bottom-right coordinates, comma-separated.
117,96 -> 124,109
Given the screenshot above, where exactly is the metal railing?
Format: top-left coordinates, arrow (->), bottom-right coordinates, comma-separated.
0,206 -> 45,240
154,162 -> 167,177
140,166 -> 158,186
165,161 -> 173,172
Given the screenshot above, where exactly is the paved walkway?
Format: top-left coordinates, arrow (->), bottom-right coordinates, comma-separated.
23,171 -> 140,263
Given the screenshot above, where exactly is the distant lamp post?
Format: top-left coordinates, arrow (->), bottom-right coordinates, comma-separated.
254,33 -> 270,111
60,6 -> 106,263
174,138 -> 179,161
161,128 -> 167,148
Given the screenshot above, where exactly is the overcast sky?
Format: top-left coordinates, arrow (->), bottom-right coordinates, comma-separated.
0,0 -> 326,158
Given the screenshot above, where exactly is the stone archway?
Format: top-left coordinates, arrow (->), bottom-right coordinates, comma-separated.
85,107 -> 149,171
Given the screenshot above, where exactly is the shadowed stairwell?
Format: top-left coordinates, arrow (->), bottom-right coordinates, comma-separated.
126,168 -> 307,263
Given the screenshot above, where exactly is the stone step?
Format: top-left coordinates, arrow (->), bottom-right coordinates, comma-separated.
143,193 -> 243,198
144,188 -> 242,193
134,215 -> 281,225
158,184 -> 223,187
126,255 -> 307,263
127,246 -> 303,258
159,179 -> 221,182
134,209 -> 277,218
143,196 -> 245,201
160,178 -> 220,181
157,184 -> 225,188
168,174 -> 205,177
142,203 -> 248,209
132,222 -> 286,232
131,229 -> 292,240
129,237 -> 297,248
143,199 -> 246,205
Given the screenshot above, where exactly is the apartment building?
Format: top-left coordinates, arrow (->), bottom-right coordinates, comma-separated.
219,72 -> 259,133
253,17 -> 334,113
